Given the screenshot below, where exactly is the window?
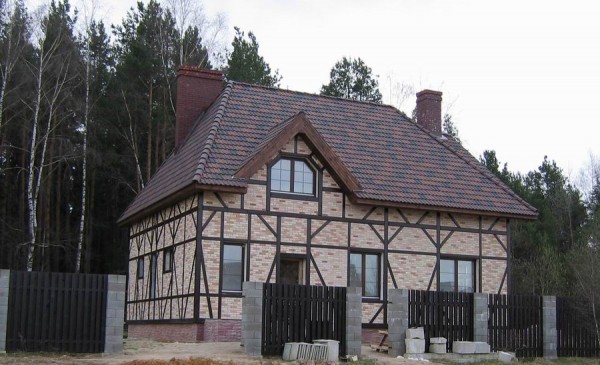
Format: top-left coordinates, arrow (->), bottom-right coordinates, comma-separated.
163,247 -> 174,273
280,256 -> 305,285
270,158 -> 315,195
349,252 -> 380,298
222,244 -> 244,292
137,258 -> 144,279
440,258 -> 475,292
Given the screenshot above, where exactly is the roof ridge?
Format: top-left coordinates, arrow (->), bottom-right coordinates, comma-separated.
408,118 -> 538,215
193,82 -> 234,182
231,81 -> 403,111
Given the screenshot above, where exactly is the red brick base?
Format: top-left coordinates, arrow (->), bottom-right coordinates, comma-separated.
128,320 -> 241,343
362,328 -> 386,344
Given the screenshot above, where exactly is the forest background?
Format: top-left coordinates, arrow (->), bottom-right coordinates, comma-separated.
1,0 -> 599,305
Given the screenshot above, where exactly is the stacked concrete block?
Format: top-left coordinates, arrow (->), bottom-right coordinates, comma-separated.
429,337 -> 447,354
104,275 -> 126,353
453,341 -> 476,354
543,296 -> 558,360
387,289 -> 409,357
0,270 -> 9,354
473,293 -> 489,344
242,282 -> 263,357
474,342 -> 491,353
405,327 -> 425,354
345,286 -> 362,356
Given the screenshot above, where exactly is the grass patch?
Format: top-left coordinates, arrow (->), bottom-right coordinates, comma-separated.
460,358 -> 600,365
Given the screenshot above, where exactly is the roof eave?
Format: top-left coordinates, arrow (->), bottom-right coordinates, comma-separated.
351,196 -> 538,221
117,183 -> 247,227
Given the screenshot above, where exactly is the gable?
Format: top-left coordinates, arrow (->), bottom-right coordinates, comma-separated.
235,112 -> 360,194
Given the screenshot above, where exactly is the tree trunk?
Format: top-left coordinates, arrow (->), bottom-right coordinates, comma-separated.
76,54 -> 90,273
146,84 -> 153,181
26,52 -> 44,271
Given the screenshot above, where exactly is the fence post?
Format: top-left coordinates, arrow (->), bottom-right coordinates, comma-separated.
104,275 -> 126,353
473,293 -> 488,344
543,296 -> 557,359
388,288 -> 409,357
242,281 -> 263,357
346,286 -> 362,356
0,270 -> 9,354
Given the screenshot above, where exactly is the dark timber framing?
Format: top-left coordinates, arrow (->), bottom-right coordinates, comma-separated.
126,156 -> 511,327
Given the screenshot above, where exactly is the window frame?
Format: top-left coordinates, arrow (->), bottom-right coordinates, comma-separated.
269,156 -> 318,200
137,257 -> 144,280
439,257 -> 476,293
349,251 -> 381,299
221,243 -> 245,293
163,247 -> 174,273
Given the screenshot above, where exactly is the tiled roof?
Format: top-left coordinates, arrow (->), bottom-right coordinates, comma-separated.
119,82 -> 537,223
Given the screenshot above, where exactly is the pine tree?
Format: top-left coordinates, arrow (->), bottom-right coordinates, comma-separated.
225,27 -> 280,87
320,57 -> 382,102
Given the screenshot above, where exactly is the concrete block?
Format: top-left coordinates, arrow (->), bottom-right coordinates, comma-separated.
405,327 -> 424,339
429,337 -> 447,344
498,351 -> 516,363
429,343 -> 446,354
474,342 -> 490,354
405,338 -> 425,354
453,341 -> 476,354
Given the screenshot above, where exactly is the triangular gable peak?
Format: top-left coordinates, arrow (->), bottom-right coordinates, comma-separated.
235,112 -> 361,194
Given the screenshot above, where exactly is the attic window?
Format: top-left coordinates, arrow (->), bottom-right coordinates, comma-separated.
270,158 -> 315,195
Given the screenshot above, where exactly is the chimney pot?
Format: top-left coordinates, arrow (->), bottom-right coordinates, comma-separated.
415,89 -> 443,135
175,66 -> 225,148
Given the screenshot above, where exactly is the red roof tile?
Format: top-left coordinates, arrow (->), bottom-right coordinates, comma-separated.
119,82 -> 537,224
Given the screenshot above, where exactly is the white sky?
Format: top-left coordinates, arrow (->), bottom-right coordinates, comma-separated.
32,0 -> 600,179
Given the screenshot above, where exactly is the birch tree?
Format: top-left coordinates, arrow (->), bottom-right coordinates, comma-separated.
24,1 -> 79,270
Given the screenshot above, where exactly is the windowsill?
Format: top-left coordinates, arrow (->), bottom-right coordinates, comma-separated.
221,290 -> 243,297
271,192 -> 318,202
362,297 -> 383,303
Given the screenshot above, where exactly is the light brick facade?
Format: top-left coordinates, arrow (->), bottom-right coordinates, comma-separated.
127,134 -> 510,340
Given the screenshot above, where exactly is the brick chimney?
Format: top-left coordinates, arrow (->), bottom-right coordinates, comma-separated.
415,89 -> 443,135
175,66 -> 225,148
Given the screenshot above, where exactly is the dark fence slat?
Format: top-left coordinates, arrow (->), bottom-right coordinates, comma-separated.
5,271 -> 109,353
557,296 -> 600,357
408,290 -> 473,352
487,293 -> 542,358
261,283 -> 347,357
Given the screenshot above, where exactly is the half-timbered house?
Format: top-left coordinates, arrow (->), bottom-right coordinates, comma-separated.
118,66 -> 538,342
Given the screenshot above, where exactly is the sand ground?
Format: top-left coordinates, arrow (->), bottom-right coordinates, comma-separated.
0,339 -> 436,365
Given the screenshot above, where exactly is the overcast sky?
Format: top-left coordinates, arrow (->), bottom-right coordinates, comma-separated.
35,0 -> 600,180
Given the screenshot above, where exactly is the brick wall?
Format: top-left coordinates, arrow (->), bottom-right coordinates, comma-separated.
128,320 -> 241,343
126,131 -> 511,341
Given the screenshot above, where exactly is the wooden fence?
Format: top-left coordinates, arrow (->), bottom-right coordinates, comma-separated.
261,283 -> 346,356
557,297 -> 600,357
408,290 -> 473,352
488,293 -> 542,358
6,271 -> 108,352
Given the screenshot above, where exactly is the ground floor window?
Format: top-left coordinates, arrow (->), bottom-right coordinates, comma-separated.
349,252 -> 380,298
280,256 -> 305,285
222,244 -> 244,292
440,258 -> 475,292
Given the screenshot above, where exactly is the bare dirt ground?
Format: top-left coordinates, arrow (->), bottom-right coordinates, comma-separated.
0,340 -> 435,365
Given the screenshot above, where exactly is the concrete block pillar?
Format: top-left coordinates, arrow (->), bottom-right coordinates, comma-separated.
473,293 -> 489,343
242,281 -> 263,357
104,275 -> 126,353
388,288 -> 409,357
345,286 -> 362,356
0,270 -> 10,354
543,296 -> 557,360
